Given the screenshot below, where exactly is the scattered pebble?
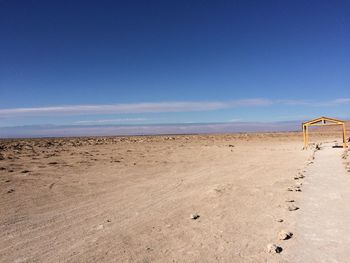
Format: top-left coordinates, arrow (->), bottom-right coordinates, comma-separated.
7,189 -> 15,194
294,173 -> 305,180
267,243 -> 282,254
286,199 -> 295,203
190,213 -> 200,220
288,204 -> 299,211
287,186 -> 302,192
277,219 -> 284,223
21,170 -> 30,174
278,230 -> 293,240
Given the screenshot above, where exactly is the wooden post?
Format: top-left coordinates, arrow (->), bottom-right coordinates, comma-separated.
303,125 -> 307,149
343,123 -> 348,148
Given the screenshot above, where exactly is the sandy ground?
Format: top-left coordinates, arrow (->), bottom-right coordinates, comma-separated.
0,132 -> 339,262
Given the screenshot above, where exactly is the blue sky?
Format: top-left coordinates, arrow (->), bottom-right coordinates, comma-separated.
0,0 -> 350,128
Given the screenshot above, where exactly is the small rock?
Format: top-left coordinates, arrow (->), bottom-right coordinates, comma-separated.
288,204 -> 299,211
96,224 -> 104,230
21,170 -> 30,174
294,174 -> 305,180
287,186 -> 302,192
277,219 -> 284,223
278,230 -> 293,240
190,213 -> 200,220
7,189 -> 15,194
228,145 -> 235,147
267,243 -> 282,253
285,199 -> 295,203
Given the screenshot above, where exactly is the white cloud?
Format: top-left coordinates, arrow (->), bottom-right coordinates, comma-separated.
74,118 -> 148,124
0,99 -> 271,117
330,98 -> 350,105
0,97 -> 349,118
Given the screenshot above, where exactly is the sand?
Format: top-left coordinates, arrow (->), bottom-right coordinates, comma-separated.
0,132 -> 346,262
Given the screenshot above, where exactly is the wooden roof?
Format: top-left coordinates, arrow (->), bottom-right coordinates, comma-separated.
303,116 -> 345,126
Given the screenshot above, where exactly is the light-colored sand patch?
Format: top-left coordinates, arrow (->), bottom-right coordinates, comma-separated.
284,142 -> 350,262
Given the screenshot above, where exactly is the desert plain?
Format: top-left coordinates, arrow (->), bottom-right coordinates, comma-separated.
1,131 -> 350,262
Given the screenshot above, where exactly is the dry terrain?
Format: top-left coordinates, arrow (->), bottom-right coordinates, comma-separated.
1,132 -> 348,262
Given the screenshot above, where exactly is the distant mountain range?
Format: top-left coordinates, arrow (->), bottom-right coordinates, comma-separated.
0,121 -> 304,138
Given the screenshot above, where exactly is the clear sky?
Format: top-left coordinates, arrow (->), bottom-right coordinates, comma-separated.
0,0 -> 350,128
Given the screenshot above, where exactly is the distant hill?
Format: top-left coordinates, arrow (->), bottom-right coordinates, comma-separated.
0,121 -> 301,138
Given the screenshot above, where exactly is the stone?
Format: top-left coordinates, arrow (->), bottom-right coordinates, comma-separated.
288,186 -> 302,192
96,224 -> 104,230
267,243 -> 282,253
190,213 -> 200,220
294,173 -> 305,180
278,230 -> 293,240
288,204 -> 299,211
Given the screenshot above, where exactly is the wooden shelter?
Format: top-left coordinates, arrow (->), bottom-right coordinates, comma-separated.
302,116 -> 347,148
